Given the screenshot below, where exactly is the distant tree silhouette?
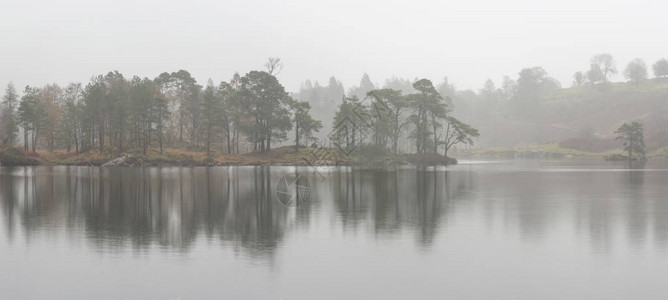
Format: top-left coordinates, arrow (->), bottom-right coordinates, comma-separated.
615,122 -> 646,160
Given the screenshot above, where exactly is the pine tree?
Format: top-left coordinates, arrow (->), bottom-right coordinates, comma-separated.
1,83 -> 19,145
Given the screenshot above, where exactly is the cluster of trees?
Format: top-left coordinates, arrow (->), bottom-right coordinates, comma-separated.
297,52 -> 667,152
8,52 -> 662,157
0,84 -> 19,145
573,54 -> 668,86
0,65 -> 322,155
330,79 -> 479,157
463,54 -> 668,112
296,74 -> 457,113
449,65 -> 561,122
456,53 -> 668,123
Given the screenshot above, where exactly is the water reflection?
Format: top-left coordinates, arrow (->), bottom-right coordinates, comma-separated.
0,167 -> 289,259
330,166 -> 474,247
1,162 -> 668,257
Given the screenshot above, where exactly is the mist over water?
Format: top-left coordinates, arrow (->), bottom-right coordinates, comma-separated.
2,1 -> 668,299
2,161 -> 668,299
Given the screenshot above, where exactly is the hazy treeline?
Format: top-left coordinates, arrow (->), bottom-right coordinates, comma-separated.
0,58 -> 479,158
2,54 -> 667,154
297,53 -> 668,151
0,60 -> 322,156
573,55 -> 668,86
328,78 -> 478,158
295,74 -> 460,152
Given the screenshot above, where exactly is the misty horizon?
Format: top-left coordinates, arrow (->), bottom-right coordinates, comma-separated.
3,0 -> 667,94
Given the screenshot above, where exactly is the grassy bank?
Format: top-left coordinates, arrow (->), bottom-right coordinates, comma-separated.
461,142 -> 668,160
0,145 -> 456,167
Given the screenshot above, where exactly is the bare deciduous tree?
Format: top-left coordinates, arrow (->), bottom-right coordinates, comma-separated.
265,57 -> 283,76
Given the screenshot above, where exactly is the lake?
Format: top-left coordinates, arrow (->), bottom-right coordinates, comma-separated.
2,160 -> 668,299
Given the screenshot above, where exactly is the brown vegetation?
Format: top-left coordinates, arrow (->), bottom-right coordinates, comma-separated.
0,144 -> 456,167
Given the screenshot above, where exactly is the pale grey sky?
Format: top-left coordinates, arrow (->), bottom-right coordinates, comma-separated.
1,0 -> 666,93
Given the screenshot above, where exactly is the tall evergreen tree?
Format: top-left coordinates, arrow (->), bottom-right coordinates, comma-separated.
154,70 -> 201,146
238,71 -> 291,152
367,89 -> 409,154
286,97 -> 322,152
200,85 -> 224,155
17,86 -> 45,152
1,83 -> 19,144
59,83 -> 84,154
408,79 -> 444,154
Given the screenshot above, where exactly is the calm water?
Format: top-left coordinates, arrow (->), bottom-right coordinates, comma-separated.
2,160 -> 668,299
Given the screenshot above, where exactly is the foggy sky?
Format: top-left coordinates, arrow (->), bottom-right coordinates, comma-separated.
1,0 -> 666,93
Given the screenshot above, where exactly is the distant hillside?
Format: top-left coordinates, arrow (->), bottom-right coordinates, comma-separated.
460,78 -> 668,152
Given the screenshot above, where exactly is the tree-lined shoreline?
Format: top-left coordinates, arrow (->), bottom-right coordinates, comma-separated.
4,53 -> 668,167
0,58 -> 476,166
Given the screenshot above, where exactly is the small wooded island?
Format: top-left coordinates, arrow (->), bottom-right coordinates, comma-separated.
0,64 -> 479,167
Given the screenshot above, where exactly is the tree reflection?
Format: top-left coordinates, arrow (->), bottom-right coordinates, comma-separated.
1,162 -> 668,257
0,166 -> 296,260
332,165 -> 473,248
